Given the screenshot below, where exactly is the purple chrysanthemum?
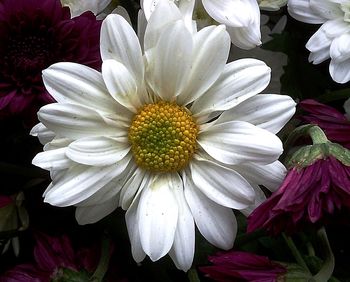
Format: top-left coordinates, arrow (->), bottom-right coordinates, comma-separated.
299,99 -> 350,149
0,233 -> 100,282
247,157 -> 350,235
0,0 -> 101,123
199,251 -> 286,282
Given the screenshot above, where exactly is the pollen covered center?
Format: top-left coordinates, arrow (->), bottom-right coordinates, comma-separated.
128,101 -> 198,172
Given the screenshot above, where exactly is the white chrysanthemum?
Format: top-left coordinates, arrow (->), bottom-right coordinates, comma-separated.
61,0 -> 111,17
141,0 -> 262,49
32,0 -> 295,271
288,0 -> 350,83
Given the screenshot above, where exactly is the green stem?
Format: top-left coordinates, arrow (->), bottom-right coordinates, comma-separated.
281,125 -> 329,164
90,237 -> 111,282
306,242 -> 316,257
308,126 -> 329,145
282,233 -> 311,274
188,269 -> 201,282
313,227 -> 335,282
281,124 -> 314,161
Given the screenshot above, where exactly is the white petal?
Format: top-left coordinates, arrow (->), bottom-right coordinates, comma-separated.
169,179 -> 195,272
183,171 -> 236,249
75,197 -> 118,225
144,0 -> 183,50
330,32 -> 350,63
120,168 -> 150,210
305,27 -> 332,53
309,0 -> 343,20
225,0 -> 261,49
309,47 -> 331,64
215,94 -> 296,134
126,191 -> 147,262
66,136 -> 130,166
38,103 -> 124,139
202,0 -> 253,27
76,163 -> 131,207
287,0 -> 326,24
102,60 -> 141,112
42,63 -> 116,113
142,0 -> 194,34
44,155 -> 132,206
329,57 -> 350,83
142,0 -> 161,20
198,121 -> 283,165
226,23 -> 261,50
30,123 -> 55,145
190,157 -> 255,209
101,15 -> 144,85
44,138 -> 72,151
137,9 -> 147,51
191,59 -> 270,122
177,25 -> 230,105
146,20 -> 192,101
177,0 -> 196,33
306,19 -> 350,53
32,148 -> 73,170
231,160 -> 286,191
138,174 -> 179,261
322,19 -> 350,38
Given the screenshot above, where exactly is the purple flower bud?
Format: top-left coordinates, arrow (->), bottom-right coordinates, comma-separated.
248,156 -> 350,235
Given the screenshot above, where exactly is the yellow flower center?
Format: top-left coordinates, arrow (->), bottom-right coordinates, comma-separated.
128,101 -> 198,172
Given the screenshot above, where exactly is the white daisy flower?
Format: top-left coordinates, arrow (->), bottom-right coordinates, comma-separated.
288,0 -> 350,83
32,0 -> 295,271
141,0 -> 262,49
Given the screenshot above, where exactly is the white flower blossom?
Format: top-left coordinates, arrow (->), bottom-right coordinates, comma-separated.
288,0 -> 350,83
32,0 -> 295,271
141,0 -> 262,49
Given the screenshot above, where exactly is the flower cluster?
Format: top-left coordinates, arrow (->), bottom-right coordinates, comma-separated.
0,0 -> 101,123
0,0 -> 350,281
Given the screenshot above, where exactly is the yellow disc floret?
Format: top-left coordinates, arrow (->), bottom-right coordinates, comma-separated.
128,101 -> 198,172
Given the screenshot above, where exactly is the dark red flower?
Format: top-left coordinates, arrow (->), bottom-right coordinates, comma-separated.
0,0 -> 101,124
299,99 -> 350,149
247,157 -> 350,235
199,251 -> 286,282
0,233 -> 99,282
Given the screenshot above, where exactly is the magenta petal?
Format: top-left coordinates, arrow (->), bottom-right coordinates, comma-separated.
299,99 -> 350,149
0,264 -> 49,282
33,234 -> 76,272
299,99 -> 347,120
200,251 -> 286,282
